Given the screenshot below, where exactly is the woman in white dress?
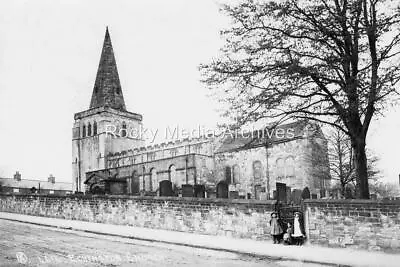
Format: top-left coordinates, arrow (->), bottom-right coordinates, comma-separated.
292,211 -> 306,245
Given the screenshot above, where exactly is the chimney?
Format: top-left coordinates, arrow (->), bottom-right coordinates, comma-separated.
14,171 -> 21,181
48,174 -> 55,184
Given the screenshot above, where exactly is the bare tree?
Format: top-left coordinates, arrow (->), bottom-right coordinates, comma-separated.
369,181 -> 400,198
200,0 -> 400,198
328,128 -> 355,196
327,127 -> 381,197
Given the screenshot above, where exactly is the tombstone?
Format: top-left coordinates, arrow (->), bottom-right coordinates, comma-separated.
194,184 -> 205,198
272,190 -> 277,200
229,191 -> 239,199
182,184 -> 194,197
159,180 -> 173,197
254,185 -> 263,200
311,193 -> 318,199
216,181 -> 229,198
370,193 -> 377,200
292,189 -> 303,205
276,182 -> 287,202
301,187 -> 311,200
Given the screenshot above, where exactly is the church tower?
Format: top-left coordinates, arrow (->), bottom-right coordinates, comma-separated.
72,28 -> 144,192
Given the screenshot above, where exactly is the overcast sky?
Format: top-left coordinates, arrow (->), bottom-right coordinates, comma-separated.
0,0 -> 399,185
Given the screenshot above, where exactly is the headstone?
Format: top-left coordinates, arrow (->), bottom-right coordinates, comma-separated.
194,184 -> 205,198
311,193 -> 318,199
276,182 -> 287,202
229,191 -> 239,199
216,181 -> 229,198
182,184 -> 194,197
292,189 -> 302,205
301,187 -> 311,199
159,180 -> 173,196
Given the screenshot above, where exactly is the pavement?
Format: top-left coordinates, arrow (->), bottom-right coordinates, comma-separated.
1,212 -> 399,267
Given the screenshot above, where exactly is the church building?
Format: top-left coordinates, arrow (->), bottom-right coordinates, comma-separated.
72,28 -> 331,200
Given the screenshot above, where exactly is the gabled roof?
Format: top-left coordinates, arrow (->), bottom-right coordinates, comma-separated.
89,27 -> 126,111
215,120 -> 311,153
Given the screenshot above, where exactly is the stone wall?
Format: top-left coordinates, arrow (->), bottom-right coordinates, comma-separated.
0,194 -> 277,241
304,199 -> 400,253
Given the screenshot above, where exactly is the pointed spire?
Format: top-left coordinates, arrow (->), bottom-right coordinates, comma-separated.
90,27 -> 126,111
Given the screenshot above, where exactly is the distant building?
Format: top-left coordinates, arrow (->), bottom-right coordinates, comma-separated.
0,172 -> 72,195
73,28 -> 331,199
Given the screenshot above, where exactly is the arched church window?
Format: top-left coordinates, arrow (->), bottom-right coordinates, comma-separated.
150,168 -> 157,191
225,166 -> 232,184
285,156 -> 295,177
232,165 -> 240,184
93,121 -> 97,135
88,123 -> 92,136
145,173 -> 152,192
276,158 -> 284,179
121,122 -> 127,137
253,161 -> 262,183
82,124 -> 86,138
169,165 -> 177,184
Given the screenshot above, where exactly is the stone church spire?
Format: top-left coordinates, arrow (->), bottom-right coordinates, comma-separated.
90,27 -> 126,111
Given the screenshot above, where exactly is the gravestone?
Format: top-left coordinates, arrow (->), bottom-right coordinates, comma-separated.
182,184 -> 194,197
276,182 -> 287,202
301,187 -> 311,199
216,181 -> 229,198
229,191 -> 239,199
159,180 -> 173,196
194,184 -> 205,198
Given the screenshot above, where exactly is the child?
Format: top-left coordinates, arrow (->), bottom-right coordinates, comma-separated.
283,222 -> 293,245
269,212 -> 283,244
292,211 -> 306,245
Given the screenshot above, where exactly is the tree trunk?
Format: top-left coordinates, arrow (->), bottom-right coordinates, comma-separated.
340,182 -> 346,199
352,138 -> 370,199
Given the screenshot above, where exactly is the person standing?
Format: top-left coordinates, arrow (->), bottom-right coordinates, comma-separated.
292,211 -> 306,245
283,222 -> 293,245
269,212 -> 283,244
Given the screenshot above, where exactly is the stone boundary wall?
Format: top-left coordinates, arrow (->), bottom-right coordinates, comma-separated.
0,194 -> 277,241
304,199 -> 400,253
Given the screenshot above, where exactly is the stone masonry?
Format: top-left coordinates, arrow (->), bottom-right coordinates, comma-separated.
304,199 -> 400,253
0,194 -> 277,241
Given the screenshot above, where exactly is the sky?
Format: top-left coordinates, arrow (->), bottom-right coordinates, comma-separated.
0,0 -> 399,185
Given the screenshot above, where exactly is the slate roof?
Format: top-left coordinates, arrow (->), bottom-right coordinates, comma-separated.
215,120 -> 310,153
89,27 -> 126,111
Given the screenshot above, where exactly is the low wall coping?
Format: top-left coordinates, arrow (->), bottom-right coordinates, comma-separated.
304,198 -> 400,205
0,193 -> 277,205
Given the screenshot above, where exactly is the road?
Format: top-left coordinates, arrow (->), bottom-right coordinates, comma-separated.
0,219 -> 330,267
